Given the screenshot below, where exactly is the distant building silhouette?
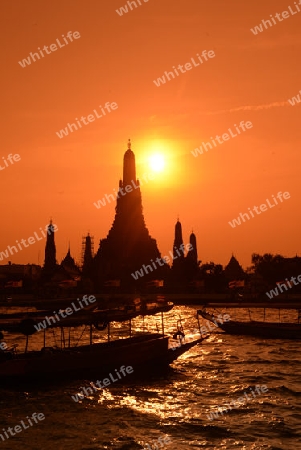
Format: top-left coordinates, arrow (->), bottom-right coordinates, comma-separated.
82,233 -> 94,276
172,220 -> 185,269
0,263 -> 41,291
169,220 -> 200,287
94,140 -> 162,285
186,231 -> 199,279
43,220 -> 57,274
186,231 -> 198,265
61,245 -> 80,279
224,255 -> 245,281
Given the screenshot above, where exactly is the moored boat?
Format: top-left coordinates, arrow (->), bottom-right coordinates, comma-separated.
0,300 -> 204,382
197,308 -> 301,339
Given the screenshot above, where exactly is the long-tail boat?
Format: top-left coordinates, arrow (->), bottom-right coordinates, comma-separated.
0,297 -> 205,382
197,308 -> 301,339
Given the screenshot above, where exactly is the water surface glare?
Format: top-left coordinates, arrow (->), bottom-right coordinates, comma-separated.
0,306 -> 300,449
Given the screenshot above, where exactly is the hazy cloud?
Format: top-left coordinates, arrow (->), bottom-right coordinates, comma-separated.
204,101 -> 289,115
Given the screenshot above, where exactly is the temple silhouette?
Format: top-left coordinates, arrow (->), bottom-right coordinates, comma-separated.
93,140 -> 164,287
2,141 -> 301,299
38,140 -> 202,292
43,220 -> 56,274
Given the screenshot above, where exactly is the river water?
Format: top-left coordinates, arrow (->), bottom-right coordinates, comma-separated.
0,305 -> 300,450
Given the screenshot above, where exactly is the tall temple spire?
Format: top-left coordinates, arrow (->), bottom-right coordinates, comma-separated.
187,232 -> 198,264
82,233 -> 94,275
94,140 -> 162,285
173,220 -> 184,258
61,244 -> 74,266
44,220 -> 57,272
185,231 -> 200,280
123,138 -> 136,185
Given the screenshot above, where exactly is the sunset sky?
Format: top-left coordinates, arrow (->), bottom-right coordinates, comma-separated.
1,0 -> 300,268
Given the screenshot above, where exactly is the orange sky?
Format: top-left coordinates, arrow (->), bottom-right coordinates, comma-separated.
1,0 -> 300,269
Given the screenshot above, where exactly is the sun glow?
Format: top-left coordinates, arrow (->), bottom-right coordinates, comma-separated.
149,153 -> 165,172
135,138 -> 181,187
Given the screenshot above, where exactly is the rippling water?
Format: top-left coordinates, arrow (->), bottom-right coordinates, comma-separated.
0,306 -> 300,450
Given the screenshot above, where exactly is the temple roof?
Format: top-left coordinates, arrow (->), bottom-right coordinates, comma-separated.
224,255 -> 245,279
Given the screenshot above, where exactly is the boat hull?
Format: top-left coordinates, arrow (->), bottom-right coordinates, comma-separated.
218,321 -> 301,339
0,334 -> 204,382
197,309 -> 301,339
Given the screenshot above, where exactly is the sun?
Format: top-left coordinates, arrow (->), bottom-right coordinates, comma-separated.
149,154 -> 165,172
136,138 -> 179,186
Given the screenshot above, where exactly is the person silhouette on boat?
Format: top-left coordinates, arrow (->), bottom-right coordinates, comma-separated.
173,325 -> 185,346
